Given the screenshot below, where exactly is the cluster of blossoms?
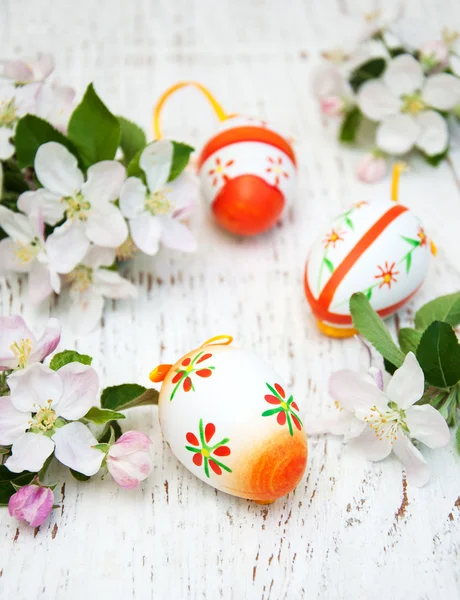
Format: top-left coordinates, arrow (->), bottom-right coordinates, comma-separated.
0,54 -> 197,334
0,315 -> 155,528
309,337 -> 450,486
312,8 -> 460,182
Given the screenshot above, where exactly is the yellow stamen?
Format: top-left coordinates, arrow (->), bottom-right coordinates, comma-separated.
116,236 -> 138,261
10,338 -> 33,369
145,190 -> 172,216
65,266 -> 92,293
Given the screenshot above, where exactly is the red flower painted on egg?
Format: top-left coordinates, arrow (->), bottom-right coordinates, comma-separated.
262,382 -> 302,436
170,351 -> 215,401
185,419 -> 232,478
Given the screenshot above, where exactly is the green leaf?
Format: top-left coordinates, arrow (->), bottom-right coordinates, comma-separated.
349,58 -> 386,92
127,140 -> 194,184
92,443 -> 109,453
168,141 -> 194,181
15,115 -> 77,169
99,421 -> 122,443
401,236 -> 420,247
69,469 -> 90,482
339,107 -> 362,143
0,466 -> 35,506
67,83 -> 120,168
324,257 -> 334,273
83,406 -> 125,425
350,292 -> 405,367
118,116 -> 146,165
383,358 -> 397,375
423,148 -> 448,167
101,384 -> 159,411
3,171 -> 29,193
415,292 -> 460,330
398,328 -> 423,355
50,350 -> 92,371
416,321 -> 460,388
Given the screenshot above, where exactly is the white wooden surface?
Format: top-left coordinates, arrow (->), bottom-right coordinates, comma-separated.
1,0 -> 460,598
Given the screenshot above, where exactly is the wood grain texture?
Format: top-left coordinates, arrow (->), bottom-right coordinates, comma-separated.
1,0 -> 460,598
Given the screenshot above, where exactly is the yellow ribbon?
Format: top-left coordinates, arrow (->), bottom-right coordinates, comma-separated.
153,81 -> 229,140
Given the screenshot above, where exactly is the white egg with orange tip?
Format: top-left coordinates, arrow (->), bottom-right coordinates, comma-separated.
150,336 -> 308,503
304,165 -> 436,337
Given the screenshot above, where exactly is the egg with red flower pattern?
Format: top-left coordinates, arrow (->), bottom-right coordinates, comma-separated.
150,336 -> 308,503
304,198 -> 434,337
198,116 -> 297,236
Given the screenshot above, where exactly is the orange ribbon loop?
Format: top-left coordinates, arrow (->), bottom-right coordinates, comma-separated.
153,81 -> 228,140
149,364 -> 173,383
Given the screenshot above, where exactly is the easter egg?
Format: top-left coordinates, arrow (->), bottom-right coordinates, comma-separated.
197,116 -> 297,236
150,336 -> 307,503
304,199 -> 432,337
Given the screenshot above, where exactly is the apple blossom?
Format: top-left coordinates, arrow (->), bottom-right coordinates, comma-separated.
0,82 -> 38,160
419,40 -> 449,71
0,315 -> 60,371
1,53 -> 54,83
34,79 -> 76,133
312,65 -> 354,117
328,352 -> 450,486
119,140 -> 197,256
2,362 -> 102,475
356,152 -> 387,183
20,142 -> 128,258
8,484 -> 54,528
357,54 -> 460,156
106,431 -> 152,489
66,246 -> 137,335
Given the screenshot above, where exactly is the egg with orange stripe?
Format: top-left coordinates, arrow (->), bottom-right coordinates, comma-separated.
304,167 -> 435,337
150,335 -> 308,503
198,116 -> 297,236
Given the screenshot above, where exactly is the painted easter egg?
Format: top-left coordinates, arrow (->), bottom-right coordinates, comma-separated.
304,199 -> 432,337
197,116 -> 297,236
150,336 -> 307,503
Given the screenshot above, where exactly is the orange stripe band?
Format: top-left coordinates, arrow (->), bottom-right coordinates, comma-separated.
317,204 -> 408,311
198,126 -> 297,169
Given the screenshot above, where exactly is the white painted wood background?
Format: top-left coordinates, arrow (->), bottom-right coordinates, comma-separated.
1,0 -> 460,598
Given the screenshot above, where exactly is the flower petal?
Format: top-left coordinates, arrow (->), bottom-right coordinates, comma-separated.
311,64 -> 349,98
0,396 -> 30,444
357,80 -> 401,121
35,81 -> 75,133
450,54 -> 460,78
81,161 -> 126,207
35,142 -> 83,196
7,362 -> 63,412
0,126 -> 15,160
405,405 -> 450,449
28,318 -> 61,363
129,214 -> 162,255
53,422 -> 104,476
107,449 -> 152,489
415,110 -> 448,157
384,54 -> 424,96
8,484 -> 54,528
386,352 -> 425,409
392,433 -> 430,487
85,204 -> 128,248
93,268 -> 137,299
119,177 -> 147,219
82,245 -> 116,269
329,370 -> 388,414
45,220 -> 89,274
0,238 -> 33,274
0,205 -> 37,244
168,171 -> 199,219
68,291 -> 104,335
376,114 -> 419,155
108,431 -> 152,457
348,424 -> 393,461
27,261 -> 53,305
423,73 -> 460,111
0,315 -> 35,370
53,362 -> 99,420
18,189 -> 65,226
140,140 -> 173,192
159,217 -> 197,252
5,433 -> 54,473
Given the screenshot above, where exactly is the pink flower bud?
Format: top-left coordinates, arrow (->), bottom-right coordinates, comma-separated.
107,431 -> 153,490
356,153 -> 387,184
8,484 -> 54,528
420,41 -> 449,68
320,95 -> 345,117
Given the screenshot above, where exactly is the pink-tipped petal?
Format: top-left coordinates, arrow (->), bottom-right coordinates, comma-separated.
8,485 -> 54,527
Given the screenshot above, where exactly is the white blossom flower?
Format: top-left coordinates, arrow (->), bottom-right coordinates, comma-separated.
18,142 -> 128,261
356,152 -> 388,183
419,40 -> 449,71
1,53 -> 54,83
328,352 -> 450,486
312,65 -> 354,117
120,140 -> 197,256
34,79 -> 75,133
107,431 -> 152,489
0,315 -> 60,371
0,206 -> 88,304
66,246 -> 137,335
358,54 -> 460,156
0,82 -> 38,159
1,362 -> 103,476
